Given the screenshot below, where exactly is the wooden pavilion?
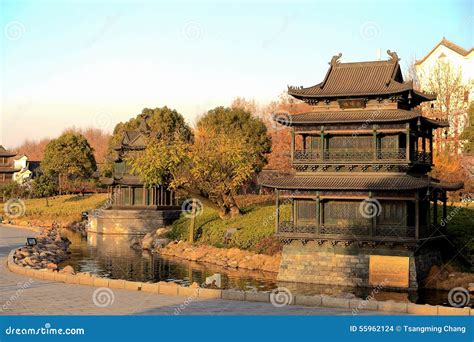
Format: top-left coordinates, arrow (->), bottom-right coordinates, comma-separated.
263,51 -> 463,289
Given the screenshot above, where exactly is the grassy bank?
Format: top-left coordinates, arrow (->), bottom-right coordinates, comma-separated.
167,195 -> 290,254
1,194 -> 108,227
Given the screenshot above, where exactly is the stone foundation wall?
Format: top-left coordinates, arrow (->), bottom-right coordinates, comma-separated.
88,209 -> 181,235
277,241 -> 440,289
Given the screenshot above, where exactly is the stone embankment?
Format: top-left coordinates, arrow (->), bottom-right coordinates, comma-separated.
158,241 -> 281,273
134,228 -> 281,273
13,226 -> 72,271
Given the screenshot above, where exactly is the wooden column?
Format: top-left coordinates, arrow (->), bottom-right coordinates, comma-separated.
275,189 -> 280,234
429,130 -> 433,164
319,199 -> 324,227
433,191 -> 438,226
422,133 -> 426,162
415,192 -> 420,239
373,127 -> 378,160
320,126 -> 325,160
426,190 -> 431,234
405,123 -> 410,161
302,134 -> 307,151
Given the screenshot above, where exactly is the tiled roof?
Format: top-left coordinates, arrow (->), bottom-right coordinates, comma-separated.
274,110 -> 448,127
415,38 -> 473,65
0,145 -> 16,157
261,174 -> 432,190
288,52 -> 433,101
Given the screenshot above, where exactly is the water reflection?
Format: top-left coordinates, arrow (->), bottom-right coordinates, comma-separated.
60,230 -> 452,306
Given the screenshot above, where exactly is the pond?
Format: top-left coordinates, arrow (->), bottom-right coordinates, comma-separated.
59,229 -> 455,306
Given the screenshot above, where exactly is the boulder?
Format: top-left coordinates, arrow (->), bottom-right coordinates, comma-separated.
46,263 -> 58,270
59,265 -> 75,275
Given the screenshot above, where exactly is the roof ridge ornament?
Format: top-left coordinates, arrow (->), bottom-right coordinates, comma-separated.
387,49 -> 400,62
329,53 -> 342,66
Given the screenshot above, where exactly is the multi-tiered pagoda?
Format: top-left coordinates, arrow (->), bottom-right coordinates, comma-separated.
94,116 -> 181,235
263,51 -> 463,289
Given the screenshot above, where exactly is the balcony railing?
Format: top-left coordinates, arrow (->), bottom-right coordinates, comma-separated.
294,149 -> 431,163
277,221 -> 428,239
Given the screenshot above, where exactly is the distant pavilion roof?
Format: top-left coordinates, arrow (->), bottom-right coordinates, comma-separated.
0,145 -> 16,157
274,109 -> 448,128
288,51 -> 435,101
262,174 -> 462,191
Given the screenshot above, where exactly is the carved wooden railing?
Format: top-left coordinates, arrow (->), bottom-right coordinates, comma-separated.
293,149 -> 432,163
277,221 -> 430,239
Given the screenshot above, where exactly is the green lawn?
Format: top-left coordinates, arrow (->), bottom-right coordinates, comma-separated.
1,194 -> 108,226
168,199 -> 291,253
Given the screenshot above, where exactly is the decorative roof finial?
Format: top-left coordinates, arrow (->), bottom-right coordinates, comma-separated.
329,53 -> 342,66
387,50 -> 400,62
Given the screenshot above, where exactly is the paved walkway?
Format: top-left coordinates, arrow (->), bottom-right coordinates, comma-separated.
0,225 -> 384,315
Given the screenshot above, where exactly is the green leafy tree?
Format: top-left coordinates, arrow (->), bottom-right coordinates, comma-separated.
187,107 -> 271,218
41,133 -> 97,193
32,173 -> 57,206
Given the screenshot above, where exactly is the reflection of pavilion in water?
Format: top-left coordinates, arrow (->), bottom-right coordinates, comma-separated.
61,230 -> 450,305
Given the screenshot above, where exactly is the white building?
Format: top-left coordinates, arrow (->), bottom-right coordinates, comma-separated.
415,37 -> 473,100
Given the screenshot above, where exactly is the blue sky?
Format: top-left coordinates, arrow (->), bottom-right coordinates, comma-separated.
0,0 -> 472,147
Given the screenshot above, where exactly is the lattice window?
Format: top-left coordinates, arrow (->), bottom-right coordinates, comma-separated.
379,135 -> 399,150
323,200 -> 370,227
377,201 -> 406,226
328,135 -> 374,150
296,199 -> 317,224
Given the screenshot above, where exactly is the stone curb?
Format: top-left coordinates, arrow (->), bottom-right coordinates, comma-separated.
6,249 -> 472,315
